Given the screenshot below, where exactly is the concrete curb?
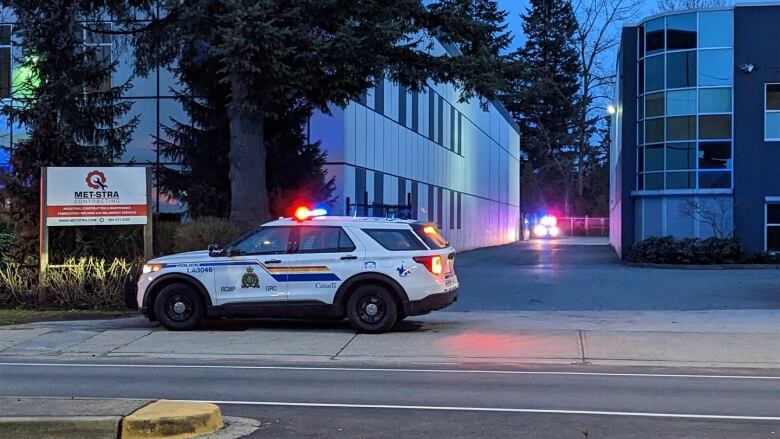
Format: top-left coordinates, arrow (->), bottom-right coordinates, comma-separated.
122,400 -> 223,439
624,261 -> 780,269
0,397 -> 224,439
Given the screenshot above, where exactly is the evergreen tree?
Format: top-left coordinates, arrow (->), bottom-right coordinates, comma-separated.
1,0 -> 138,261
128,0 -> 511,230
155,55 -> 335,220
504,0 -> 582,215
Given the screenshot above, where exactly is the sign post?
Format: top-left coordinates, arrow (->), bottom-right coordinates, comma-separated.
39,166 -> 152,289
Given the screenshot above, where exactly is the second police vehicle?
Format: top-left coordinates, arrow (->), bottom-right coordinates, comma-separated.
136,207 -> 459,333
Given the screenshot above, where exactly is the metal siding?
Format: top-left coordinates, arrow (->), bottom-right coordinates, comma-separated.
733,6 -> 780,251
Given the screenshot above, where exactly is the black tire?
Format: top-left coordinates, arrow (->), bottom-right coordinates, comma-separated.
153,283 -> 205,331
346,284 -> 398,333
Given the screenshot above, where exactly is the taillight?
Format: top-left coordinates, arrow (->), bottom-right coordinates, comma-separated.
413,255 -> 443,275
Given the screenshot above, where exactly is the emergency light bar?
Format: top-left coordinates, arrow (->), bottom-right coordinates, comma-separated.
294,206 -> 327,221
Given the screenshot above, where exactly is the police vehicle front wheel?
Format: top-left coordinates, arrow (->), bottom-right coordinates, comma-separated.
346,284 -> 398,334
154,283 -> 205,331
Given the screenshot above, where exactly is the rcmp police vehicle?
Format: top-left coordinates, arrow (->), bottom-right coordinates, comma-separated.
136,207 -> 459,333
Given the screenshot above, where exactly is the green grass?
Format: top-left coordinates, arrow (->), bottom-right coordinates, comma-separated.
0,308 -> 134,326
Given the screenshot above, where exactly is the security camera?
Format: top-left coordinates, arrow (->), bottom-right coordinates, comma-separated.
739,63 -> 755,73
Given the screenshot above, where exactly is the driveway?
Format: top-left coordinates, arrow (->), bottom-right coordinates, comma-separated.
450,237 -> 780,311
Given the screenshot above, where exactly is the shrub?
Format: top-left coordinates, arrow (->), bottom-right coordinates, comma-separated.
0,231 -> 14,262
43,257 -> 137,309
173,217 -> 240,253
626,236 -> 744,265
0,262 -> 38,307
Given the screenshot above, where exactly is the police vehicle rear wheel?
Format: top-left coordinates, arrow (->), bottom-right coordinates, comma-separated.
346,284 -> 398,334
154,283 -> 205,331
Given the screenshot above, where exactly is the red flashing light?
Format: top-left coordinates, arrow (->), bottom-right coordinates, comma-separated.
293,206 -> 327,221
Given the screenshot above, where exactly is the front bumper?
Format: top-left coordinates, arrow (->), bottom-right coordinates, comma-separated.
403,288 -> 458,316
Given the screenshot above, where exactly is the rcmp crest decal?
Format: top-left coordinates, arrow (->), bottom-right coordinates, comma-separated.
241,267 -> 260,288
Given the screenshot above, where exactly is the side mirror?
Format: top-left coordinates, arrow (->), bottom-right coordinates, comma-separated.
225,247 -> 241,258
208,243 -> 223,257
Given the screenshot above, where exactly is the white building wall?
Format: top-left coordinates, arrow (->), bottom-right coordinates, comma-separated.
312,38 -> 521,251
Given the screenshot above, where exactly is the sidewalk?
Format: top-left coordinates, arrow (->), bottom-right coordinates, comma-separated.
1,311 -> 779,369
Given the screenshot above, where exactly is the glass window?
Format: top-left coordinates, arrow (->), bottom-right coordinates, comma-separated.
638,122 -> 644,145
699,11 -> 732,48
699,88 -> 731,113
0,47 -> 9,98
297,226 -> 355,253
767,204 -> 780,251
363,229 -> 426,251
698,171 -> 731,189
698,141 -> 731,169
646,18 -> 665,54
667,172 -> 695,189
638,59 -> 644,94
767,84 -> 780,111
644,144 -> 664,172
667,13 -> 696,50
699,114 -> 730,139
645,172 -> 664,190
645,92 -> 664,117
646,118 -> 664,143
699,49 -> 732,86
638,25 -> 645,59
765,113 -> 780,140
768,226 -> 780,252
85,23 -> 111,44
638,97 -> 644,120
767,204 -> 780,224
666,51 -> 696,89
233,227 -> 291,255
666,142 -> 696,170
667,116 -> 696,141
412,224 -> 448,249
0,25 -> 10,46
666,89 -> 696,115
645,55 -> 664,92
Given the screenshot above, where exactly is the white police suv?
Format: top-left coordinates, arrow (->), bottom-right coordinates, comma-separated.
136,208 -> 459,333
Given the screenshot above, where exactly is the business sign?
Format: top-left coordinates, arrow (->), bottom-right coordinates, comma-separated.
45,167 -> 149,227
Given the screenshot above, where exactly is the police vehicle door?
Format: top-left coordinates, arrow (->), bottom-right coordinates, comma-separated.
286,226 -> 364,304
213,226 -> 292,305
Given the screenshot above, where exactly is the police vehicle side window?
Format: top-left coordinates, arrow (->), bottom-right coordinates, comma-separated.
363,229 -> 427,251
297,226 -> 356,253
234,227 -> 291,255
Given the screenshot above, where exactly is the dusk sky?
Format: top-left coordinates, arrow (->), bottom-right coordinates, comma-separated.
496,0 -> 773,52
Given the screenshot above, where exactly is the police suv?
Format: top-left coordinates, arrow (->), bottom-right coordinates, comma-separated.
136,208 -> 459,333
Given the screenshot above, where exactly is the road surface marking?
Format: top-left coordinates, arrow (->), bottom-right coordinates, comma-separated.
0,362 -> 778,380
196,400 -> 780,421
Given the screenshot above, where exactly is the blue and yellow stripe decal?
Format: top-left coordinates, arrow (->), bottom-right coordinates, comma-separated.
266,266 -> 339,282
161,261 -> 339,282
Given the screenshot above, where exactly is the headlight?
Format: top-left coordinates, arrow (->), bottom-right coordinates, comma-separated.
142,264 -> 163,274
549,226 -> 561,237
533,225 -> 548,237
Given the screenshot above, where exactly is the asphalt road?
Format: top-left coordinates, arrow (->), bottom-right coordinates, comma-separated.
1,359 -> 778,438
451,238 -> 780,311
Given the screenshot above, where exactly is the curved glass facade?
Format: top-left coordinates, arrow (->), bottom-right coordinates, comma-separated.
637,10 -> 734,191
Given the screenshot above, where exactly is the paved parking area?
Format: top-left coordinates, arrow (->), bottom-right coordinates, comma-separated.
450,238 -> 780,311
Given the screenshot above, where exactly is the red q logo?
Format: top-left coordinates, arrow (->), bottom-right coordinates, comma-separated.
85,170 -> 108,190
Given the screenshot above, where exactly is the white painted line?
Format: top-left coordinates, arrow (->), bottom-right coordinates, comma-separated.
0,362 -> 779,380
194,400 -> 780,421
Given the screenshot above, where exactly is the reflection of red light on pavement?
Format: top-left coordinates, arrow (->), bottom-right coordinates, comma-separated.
436,331 -> 573,358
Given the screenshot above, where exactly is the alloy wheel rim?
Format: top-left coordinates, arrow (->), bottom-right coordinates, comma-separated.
165,293 -> 194,322
357,295 -> 386,324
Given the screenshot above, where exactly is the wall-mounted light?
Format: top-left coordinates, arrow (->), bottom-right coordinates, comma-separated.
607,105 -> 616,115
739,63 -> 755,73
